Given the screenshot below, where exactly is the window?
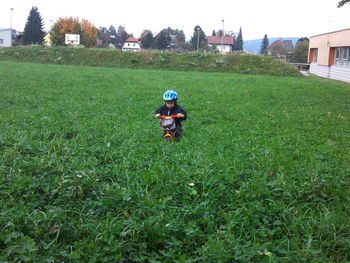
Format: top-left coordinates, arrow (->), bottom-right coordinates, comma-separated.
0,39 -> 3,45
334,47 -> 350,67
311,48 -> 318,63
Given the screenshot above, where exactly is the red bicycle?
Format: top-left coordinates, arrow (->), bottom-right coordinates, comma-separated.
159,114 -> 184,142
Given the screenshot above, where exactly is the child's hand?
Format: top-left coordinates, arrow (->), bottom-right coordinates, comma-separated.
155,114 -> 161,118
177,113 -> 184,118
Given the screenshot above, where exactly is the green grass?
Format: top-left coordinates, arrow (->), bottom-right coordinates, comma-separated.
0,61 -> 349,262
0,46 -> 301,77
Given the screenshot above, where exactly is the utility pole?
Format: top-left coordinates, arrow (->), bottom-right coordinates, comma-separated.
221,19 -> 224,53
10,8 -> 14,47
10,8 -> 14,29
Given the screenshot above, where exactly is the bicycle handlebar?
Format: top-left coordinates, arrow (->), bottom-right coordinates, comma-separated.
160,114 -> 184,119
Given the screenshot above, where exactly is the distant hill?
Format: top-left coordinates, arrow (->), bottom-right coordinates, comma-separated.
244,37 -> 300,54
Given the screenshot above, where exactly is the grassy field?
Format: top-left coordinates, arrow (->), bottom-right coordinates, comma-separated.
0,61 -> 349,262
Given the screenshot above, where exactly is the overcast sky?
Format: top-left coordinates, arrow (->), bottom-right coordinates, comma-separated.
1,0 -> 349,40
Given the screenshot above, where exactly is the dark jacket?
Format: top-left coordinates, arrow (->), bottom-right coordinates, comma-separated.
155,104 -> 187,126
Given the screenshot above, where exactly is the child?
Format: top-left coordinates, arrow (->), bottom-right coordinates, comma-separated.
155,90 -> 187,140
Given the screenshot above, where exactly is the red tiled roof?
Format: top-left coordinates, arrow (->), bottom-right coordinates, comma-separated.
207,36 -> 234,45
125,37 -> 139,43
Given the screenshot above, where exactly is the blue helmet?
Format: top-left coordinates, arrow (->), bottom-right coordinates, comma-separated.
163,90 -> 178,101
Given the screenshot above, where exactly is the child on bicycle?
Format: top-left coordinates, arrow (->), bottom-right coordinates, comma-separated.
155,90 -> 187,140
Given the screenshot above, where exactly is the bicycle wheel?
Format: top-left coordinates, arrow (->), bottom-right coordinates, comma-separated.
163,134 -> 173,142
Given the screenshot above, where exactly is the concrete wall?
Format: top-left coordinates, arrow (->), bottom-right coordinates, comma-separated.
0,29 -> 12,47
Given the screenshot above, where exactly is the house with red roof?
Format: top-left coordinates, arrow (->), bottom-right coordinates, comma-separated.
122,37 -> 142,52
267,39 -> 294,61
207,36 -> 234,54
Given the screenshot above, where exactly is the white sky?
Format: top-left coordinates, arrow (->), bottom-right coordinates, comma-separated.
1,0 -> 349,40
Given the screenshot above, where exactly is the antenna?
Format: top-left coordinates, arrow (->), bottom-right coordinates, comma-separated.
327,16 -> 333,47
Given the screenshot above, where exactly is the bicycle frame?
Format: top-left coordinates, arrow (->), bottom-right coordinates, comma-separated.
159,114 -> 184,142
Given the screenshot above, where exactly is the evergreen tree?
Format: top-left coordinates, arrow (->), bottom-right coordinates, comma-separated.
154,30 -> 171,50
234,27 -> 243,51
23,6 -> 45,45
212,30 -> 216,36
191,26 -> 206,50
173,29 -> 186,43
97,27 -> 110,48
108,25 -> 117,35
140,30 -> 153,49
118,25 -> 130,45
259,34 -> 269,55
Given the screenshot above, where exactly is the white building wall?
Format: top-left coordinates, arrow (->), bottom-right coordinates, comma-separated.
218,44 -> 231,53
208,44 -> 232,53
122,42 -> 141,51
310,63 -> 329,78
310,63 -> 350,83
330,66 -> 350,83
0,29 -> 12,47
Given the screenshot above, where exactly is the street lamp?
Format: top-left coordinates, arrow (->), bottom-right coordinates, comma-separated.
10,8 -> 14,29
195,25 -> 201,52
221,19 -> 224,53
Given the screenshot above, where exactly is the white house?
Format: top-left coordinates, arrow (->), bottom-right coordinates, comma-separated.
207,36 -> 234,54
122,37 -> 141,52
309,28 -> 350,83
0,28 -> 12,47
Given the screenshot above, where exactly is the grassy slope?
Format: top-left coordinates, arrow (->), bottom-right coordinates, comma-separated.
0,46 -> 301,77
0,61 -> 349,262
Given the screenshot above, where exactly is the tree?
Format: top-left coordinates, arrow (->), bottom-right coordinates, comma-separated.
50,17 -> 82,46
170,42 -> 194,52
173,29 -> 186,43
154,29 -> 171,50
338,0 -> 350,7
296,37 -> 309,43
118,25 -> 130,45
212,30 -> 216,36
50,17 -> 97,47
108,25 -> 117,35
216,29 -> 223,37
140,30 -> 153,49
191,25 -> 206,50
107,25 -> 122,48
233,27 -> 243,51
259,34 -> 269,55
23,6 -> 45,45
290,38 -> 309,63
81,19 -> 97,48
97,27 -> 110,48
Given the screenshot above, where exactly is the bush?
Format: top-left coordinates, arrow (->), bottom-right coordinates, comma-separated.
0,46 -> 302,77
